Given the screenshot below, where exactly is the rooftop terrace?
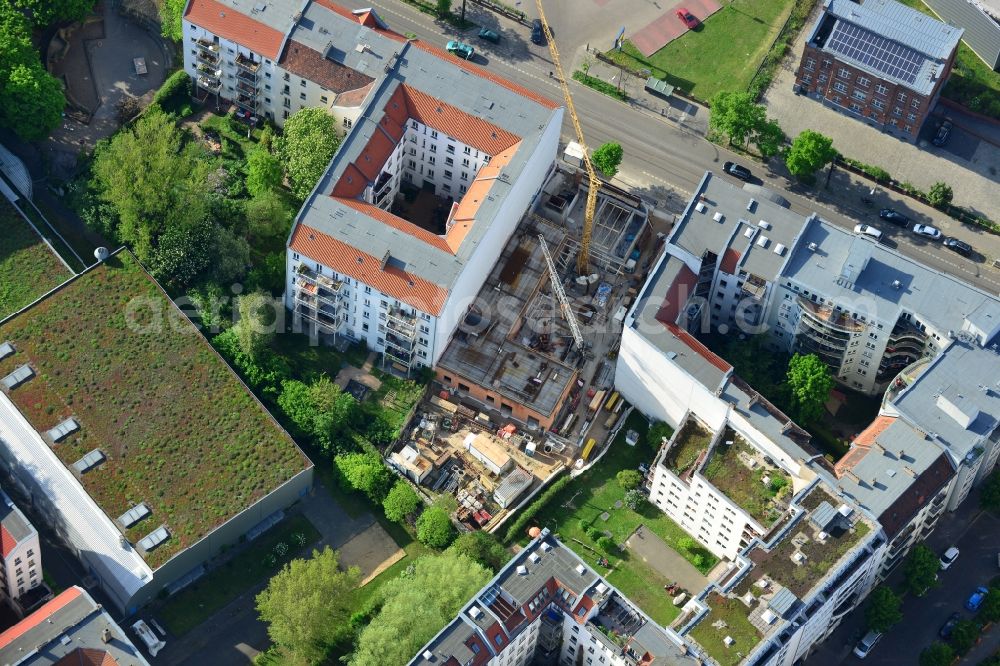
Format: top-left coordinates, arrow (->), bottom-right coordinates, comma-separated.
701,428 -> 792,526
662,417 -> 714,480
687,593 -> 763,666
0,252 -> 311,568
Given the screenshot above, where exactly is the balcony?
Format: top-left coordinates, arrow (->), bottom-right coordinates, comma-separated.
196,38 -> 219,52
386,307 -> 417,338
235,93 -> 257,112
196,49 -> 219,66
196,75 -> 222,94
237,79 -> 257,95
237,67 -> 258,84
797,296 -> 866,334
295,304 -> 341,334
384,346 -> 413,367
196,63 -> 220,75
385,331 -> 414,353
235,52 -> 261,73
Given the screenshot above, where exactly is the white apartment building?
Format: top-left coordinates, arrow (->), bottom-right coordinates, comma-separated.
0,488 -> 40,602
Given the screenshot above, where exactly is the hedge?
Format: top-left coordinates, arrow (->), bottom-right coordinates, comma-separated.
503,473 -> 570,544
572,71 -> 628,102
748,0 -> 816,99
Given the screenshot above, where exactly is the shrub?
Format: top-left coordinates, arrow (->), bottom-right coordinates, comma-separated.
572,71 -> 627,102
586,527 -> 602,542
152,70 -> 192,116
416,506 -> 455,548
623,489 -> 645,511
503,474 -> 571,544
577,519 -> 590,533
616,470 -> 643,490
596,536 -> 616,552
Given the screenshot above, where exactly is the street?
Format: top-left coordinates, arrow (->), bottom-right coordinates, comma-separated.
338,0 -> 1000,296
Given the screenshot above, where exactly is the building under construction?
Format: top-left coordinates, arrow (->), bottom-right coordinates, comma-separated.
435,167 -> 655,444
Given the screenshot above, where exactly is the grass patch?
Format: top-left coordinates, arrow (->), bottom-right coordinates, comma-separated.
158,514 -> 320,636
521,411 -> 717,623
664,419 -> 712,476
0,201 -> 73,318
270,332 -> 348,382
701,430 -> 791,525
0,253 -> 311,568
572,71 -> 628,101
688,593 -> 763,666
604,0 -> 798,101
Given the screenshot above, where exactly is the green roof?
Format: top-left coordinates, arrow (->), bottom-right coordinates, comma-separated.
701,429 -> 792,526
0,201 -> 71,319
664,418 -> 713,477
688,593 -> 763,666
0,252 -> 311,568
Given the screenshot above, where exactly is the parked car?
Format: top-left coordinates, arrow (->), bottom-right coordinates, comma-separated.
723,161 -> 752,181
879,208 -> 910,227
966,586 -> 989,612
446,41 -> 475,59
912,224 -> 942,240
676,8 -> 699,28
932,117 -> 953,146
940,546 -> 960,570
477,27 -> 501,44
854,224 -> 883,241
853,630 -> 883,659
530,18 -> 545,45
943,237 -> 973,257
938,612 -> 961,639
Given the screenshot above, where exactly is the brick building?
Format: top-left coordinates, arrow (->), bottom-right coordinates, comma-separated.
794,0 -> 962,142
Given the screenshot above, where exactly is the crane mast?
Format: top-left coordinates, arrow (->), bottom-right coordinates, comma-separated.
538,234 -> 584,349
535,0 -> 599,276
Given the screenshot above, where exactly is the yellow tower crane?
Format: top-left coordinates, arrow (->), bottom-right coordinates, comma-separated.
535,0 -> 599,276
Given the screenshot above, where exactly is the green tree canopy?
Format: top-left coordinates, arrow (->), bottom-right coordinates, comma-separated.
919,642 -> 954,666
233,290 -> 278,360
447,531 -> 510,572
927,182 -> 954,209
246,143 -> 284,197
980,585 -> 1000,623
709,91 -> 766,147
245,189 -> 294,243
149,217 -> 214,288
785,130 -> 837,181
903,543 -> 941,597
592,142 -> 624,178
983,470 -> 1000,513
786,353 -> 833,425
351,552 -> 491,666
436,0 -> 452,17
279,108 -> 340,200
616,469 -> 643,490
416,506 -> 455,548
256,546 -> 360,665
864,586 -> 902,633
949,619 -> 979,655
335,450 -> 394,503
0,61 -> 65,141
382,480 -> 421,523
159,0 -> 185,41
753,118 -> 785,159
12,0 -> 94,25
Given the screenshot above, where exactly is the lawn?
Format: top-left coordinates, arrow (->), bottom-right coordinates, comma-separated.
0,200 -> 72,318
157,514 -> 320,636
604,0 -> 799,101
524,411 -> 717,626
688,593 -> 764,666
0,252 -> 312,568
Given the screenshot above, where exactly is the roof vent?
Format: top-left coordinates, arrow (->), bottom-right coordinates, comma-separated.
118,503 -> 151,529
758,220 -> 771,230
47,418 -> 79,442
138,526 -> 170,552
575,564 -> 586,576
774,243 -> 786,256
0,342 -> 14,361
423,650 -> 434,661
756,235 -> 769,248
695,202 -> 707,213
516,564 -> 528,575
724,636 -> 735,646
891,280 -> 902,289
761,609 -> 778,625
469,606 -> 482,619
528,552 -> 540,563
1,364 -> 33,390
807,242 -> 818,252
72,449 -> 106,474
744,227 -> 755,239
713,212 -> 724,222
541,542 -> 552,552
747,198 -> 757,211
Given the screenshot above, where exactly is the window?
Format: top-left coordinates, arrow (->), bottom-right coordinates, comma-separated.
364,286 -> 372,294
837,67 -> 851,79
429,144 -> 437,153
299,92 -> 306,100
460,171 -> 468,181
428,156 -> 436,165
802,74 -> 812,85
427,169 -> 434,178
431,130 -> 438,139
856,76 -> 870,88
893,106 -> 902,116
911,98 -> 920,109
903,124 -> 912,133
264,84 -> 271,91
875,83 -> 888,95
283,98 -> 291,108
462,158 -> 470,166
494,635 -> 504,647
818,73 -> 828,84
833,81 -> 848,94
283,110 -> 289,119
320,95 -> 328,104
408,159 -> 416,169
14,558 -> 20,566
444,170 -> 453,179
283,72 -> 290,81
906,112 -> 917,122
804,57 -> 815,71
872,99 -> 885,110
897,92 -> 907,103
852,89 -> 866,101
445,157 -> 454,166
446,144 -> 455,154
299,79 -> 306,87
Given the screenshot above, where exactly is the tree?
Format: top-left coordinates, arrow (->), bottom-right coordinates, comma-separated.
927,181 -> 954,209
785,130 -> 837,182
233,290 -> 277,360
256,547 -> 360,665
159,0 -> 185,41
980,587 -> 1000,623
592,142 -> 624,178
383,480 -> 421,522
209,226 -> 251,285
786,353 -> 833,425
0,60 -> 65,141
335,450 -> 394,503
90,107 -> 212,263
149,218 -> 214,288
982,470 -> 1000,513
624,489 -> 645,510
246,190 -> 293,242
351,552 -> 491,666
447,531 -> 509,572
596,536 -> 616,552
647,422 -> 673,449
246,144 -> 284,197
416,506 -> 455,548
616,469 -> 643,490
12,0 -> 94,25
709,91 -> 766,147
435,0 -> 452,17
903,543 -> 941,597
279,108 -> 340,200
919,642 -> 954,666
864,586 -> 902,633
949,619 -> 979,655
753,118 -> 785,159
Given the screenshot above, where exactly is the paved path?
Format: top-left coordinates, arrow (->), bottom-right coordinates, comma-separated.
625,524 -> 707,593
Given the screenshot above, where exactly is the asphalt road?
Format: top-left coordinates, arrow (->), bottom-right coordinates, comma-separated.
341,0 -> 1000,296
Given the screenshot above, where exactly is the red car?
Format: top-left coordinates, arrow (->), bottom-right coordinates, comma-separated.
677,8 -> 699,29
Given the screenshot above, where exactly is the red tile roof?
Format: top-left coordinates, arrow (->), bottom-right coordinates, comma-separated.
654,265 -> 698,324
720,248 -> 742,275
279,41 -> 374,94
0,525 -> 17,557
184,0 -> 284,60
400,85 -> 521,156
288,225 -> 449,315
0,587 -> 84,650
854,415 -> 897,449
54,648 -> 119,666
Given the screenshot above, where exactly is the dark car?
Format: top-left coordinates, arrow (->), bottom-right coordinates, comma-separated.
723,161 -> 752,181
939,612 -> 961,639
879,208 -> 910,227
932,117 -> 953,147
530,19 -> 545,45
477,27 -> 500,44
943,237 -> 973,257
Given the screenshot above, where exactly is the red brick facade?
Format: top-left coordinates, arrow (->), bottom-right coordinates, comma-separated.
435,369 -> 575,431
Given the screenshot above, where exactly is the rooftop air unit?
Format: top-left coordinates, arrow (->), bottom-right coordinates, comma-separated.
713,212 -> 724,222
575,564 -> 586,576
747,198 -> 757,211
516,565 -> 528,576
529,552 -> 541,563
758,220 -> 771,230
773,244 -> 786,256
807,242 -> 818,252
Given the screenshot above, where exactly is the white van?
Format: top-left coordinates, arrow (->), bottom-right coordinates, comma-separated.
852,630 -> 882,659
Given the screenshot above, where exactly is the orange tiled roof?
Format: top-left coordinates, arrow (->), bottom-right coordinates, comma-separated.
400,85 -> 521,156
54,648 -> 118,666
184,0 -> 284,60
279,40 -> 374,94
337,198 -> 454,254
289,225 -> 449,315
854,415 -> 897,448
0,587 -> 84,649
443,141 -> 520,252
655,265 -> 698,324
0,525 -> 16,557
720,248 -> 742,275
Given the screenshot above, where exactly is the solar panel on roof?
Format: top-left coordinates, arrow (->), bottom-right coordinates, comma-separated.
138,526 -> 170,552
118,503 -> 151,528
72,449 -> 105,474
47,418 -> 79,443
0,342 -> 13,361
1,364 -> 33,389
827,21 -> 925,85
